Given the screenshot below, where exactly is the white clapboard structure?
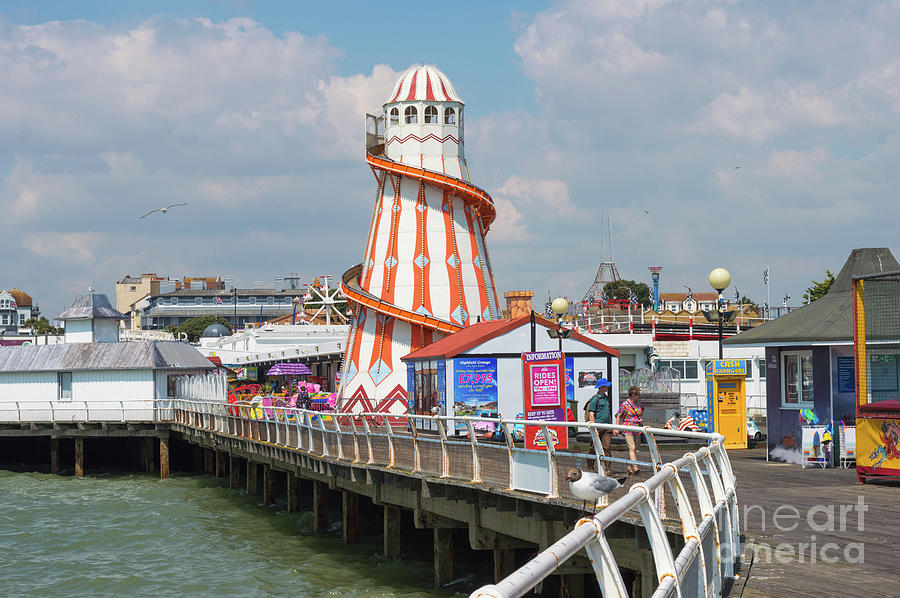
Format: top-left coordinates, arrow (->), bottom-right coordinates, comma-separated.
0,292 -> 217,421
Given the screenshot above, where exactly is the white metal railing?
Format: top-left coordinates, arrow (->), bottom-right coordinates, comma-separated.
170,399 -> 739,597
0,399 -> 172,423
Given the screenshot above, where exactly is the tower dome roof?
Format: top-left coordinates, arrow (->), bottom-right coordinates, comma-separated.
386,64 -> 464,105
201,322 -> 230,338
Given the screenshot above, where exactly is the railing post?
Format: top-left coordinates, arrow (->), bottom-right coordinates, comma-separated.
361,415 -> 375,465
349,416 -> 361,463
642,428 -> 667,517
500,420 -> 515,490
539,423 -> 558,498
331,414 -> 344,460
437,417 -> 450,478
383,414 -> 396,467
464,420 -> 482,483
664,463 -> 708,598
581,521 -> 630,596
705,446 -> 735,579
408,416 -> 421,473
688,453 -> 722,597
634,484 -> 682,597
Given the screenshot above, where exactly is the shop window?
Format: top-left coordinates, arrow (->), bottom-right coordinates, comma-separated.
758,359 -> 767,380
658,359 -> 699,380
444,107 -> 456,125
389,107 -> 399,126
404,106 -> 418,124
782,351 -> 813,406
424,105 -> 438,123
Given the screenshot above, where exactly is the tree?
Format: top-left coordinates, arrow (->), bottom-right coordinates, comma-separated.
24,317 -> 61,335
736,295 -> 760,311
602,280 -> 652,306
171,316 -> 233,343
802,270 -> 835,304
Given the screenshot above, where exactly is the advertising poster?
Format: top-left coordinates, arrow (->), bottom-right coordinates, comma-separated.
524,408 -> 568,450
565,357 -> 575,404
522,351 -> 567,450
857,418 -> 900,476
453,358 -> 498,418
407,363 -> 416,412
436,360 -> 446,411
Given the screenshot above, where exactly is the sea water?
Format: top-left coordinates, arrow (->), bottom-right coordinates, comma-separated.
0,471 -> 463,597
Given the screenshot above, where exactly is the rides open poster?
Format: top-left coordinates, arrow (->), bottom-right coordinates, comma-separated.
453,358 -> 498,421
522,351 -> 567,450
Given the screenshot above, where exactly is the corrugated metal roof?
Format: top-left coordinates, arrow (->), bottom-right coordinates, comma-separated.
56,293 -> 127,321
726,248 -> 900,346
0,341 -> 214,372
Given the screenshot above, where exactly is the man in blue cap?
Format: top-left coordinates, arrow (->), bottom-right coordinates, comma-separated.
586,377 -> 613,458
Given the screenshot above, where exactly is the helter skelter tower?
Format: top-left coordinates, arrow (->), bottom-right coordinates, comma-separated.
339,65 -> 501,411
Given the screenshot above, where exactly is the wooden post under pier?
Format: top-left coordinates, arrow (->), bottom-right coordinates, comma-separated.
384,504 -> 402,558
215,451 -> 226,478
434,528 -> 454,587
229,454 -> 241,490
204,448 -> 214,475
313,481 -> 329,532
247,461 -> 258,494
262,464 -> 274,505
74,438 -> 84,477
342,490 -> 358,544
159,433 -> 170,480
287,472 -> 300,513
50,438 -> 59,475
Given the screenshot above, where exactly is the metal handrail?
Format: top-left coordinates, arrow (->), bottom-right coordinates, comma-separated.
0,399 -> 171,423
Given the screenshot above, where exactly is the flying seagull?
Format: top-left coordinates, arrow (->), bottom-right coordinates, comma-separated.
141,203 -> 188,219
566,467 -> 629,515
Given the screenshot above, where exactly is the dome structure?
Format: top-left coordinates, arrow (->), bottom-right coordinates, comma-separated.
386,64 -> 463,105
201,323 -> 230,339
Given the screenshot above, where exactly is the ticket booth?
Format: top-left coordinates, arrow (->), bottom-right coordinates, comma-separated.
705,359 -> 748,449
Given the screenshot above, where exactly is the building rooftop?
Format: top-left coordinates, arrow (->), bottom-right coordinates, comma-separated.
0,341 -> 215,372
57,293 -> 127,321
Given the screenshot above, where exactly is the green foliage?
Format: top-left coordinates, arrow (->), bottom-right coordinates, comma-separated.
171,316 -> 233,343
802,270 -> 835,304
602,280 -> 652,306
737,295 -> 760,311
24,317 -> 61,335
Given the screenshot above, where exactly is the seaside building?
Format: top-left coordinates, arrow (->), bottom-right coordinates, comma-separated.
138,287 -> 309,330
0,287 -> 39,334
339,65 -> 500,411
0,292 -> 215,415
725,247 -> 900,457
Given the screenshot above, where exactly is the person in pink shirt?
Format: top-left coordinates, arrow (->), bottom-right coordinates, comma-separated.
615,386 -> 644,475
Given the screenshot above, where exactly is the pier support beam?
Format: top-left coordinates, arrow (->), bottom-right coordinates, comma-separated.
50,438 -> 59,474
246,461 -> 258,495
342,490 -> 358,544
159,433 -> 170,480
434,528 -> 454,587
229,454 -> 241,490
192,445 -> 203,473
287,473 -> 300,513
383,505 -> 402,558
493,547 -> 515,582
262,465 -> 275,505
204,449 -> 214,475
215,451 -> 226,479
141,438 -> 155,473
74,438 -> 84,477
313,481 -> 329,532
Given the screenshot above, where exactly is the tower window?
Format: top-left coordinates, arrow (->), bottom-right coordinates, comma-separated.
444,107 -> 456,125
458,108 -> 463,126
424,105 -> 438,124
404,106 -> 418,124
389,107 -> 399,126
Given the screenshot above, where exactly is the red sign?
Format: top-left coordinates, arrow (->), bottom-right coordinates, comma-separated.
522,351 -> 567,450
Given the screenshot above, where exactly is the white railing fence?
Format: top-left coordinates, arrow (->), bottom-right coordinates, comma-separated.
0,399 -> 171,423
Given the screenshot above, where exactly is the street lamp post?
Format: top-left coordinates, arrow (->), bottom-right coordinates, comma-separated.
707,268 -> 732,359
550,297 -> 570,352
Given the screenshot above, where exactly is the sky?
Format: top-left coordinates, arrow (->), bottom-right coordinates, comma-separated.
2,0 -> 899,319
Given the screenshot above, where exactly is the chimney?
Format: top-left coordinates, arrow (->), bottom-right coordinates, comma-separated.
504,291 -> 534,319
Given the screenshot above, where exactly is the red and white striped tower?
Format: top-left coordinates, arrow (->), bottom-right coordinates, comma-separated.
339,65 -> 501,413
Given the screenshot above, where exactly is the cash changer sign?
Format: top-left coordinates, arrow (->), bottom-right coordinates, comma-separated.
707,359 -> 747,376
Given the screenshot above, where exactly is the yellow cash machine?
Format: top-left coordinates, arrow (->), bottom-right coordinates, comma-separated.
705,359 -> 748,449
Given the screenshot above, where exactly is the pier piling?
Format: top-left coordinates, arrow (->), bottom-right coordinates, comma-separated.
342,490 -> 358,544
50,438 -> 59,474
287,472 -> 300,513
229,454 -> 241,490
262,464 -> 274,505
313,481 -> 328,532
433,528 -> 454,587
246,461 -> 258,494
384,504 -> 402,558
74,438 -> 84,477
159,433 -> 170,479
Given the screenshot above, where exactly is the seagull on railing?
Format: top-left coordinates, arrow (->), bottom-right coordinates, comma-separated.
566,468 -> 629,515
141,202 -> 188,219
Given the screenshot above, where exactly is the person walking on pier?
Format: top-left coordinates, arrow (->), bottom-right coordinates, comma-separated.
586,378 -> 614,465
615,386 -> 644,475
